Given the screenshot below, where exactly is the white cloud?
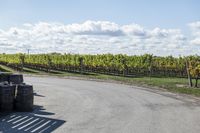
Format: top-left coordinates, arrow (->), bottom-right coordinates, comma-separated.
188,21 -> 200,30
121,24 -> 146,37
189,21 -> 200,46
64,21 -> 123,36
0,20 -> 198,56
190,38 -> 200,45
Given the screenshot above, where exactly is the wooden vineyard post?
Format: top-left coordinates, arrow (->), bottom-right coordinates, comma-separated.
46,55 -> 52,73
195,76 -> 198,88
122,58 -> 128,77
79,57 -> 84,74
148,55 -> 153,80
149,65 -> 152,81
186,60 -> 192,87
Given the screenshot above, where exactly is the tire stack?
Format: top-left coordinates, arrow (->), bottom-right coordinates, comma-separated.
0,73 -> 34,112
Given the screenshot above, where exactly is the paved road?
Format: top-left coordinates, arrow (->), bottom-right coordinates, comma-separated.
1,76 -> 200,133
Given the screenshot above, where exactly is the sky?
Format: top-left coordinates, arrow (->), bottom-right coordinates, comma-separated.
0,0 -> 200,56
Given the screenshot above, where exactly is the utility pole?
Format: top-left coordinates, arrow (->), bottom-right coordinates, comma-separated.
27,49 -> 30,59
27,49 -> 30,55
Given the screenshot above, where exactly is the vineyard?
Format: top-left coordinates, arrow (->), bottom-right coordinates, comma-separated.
0,53 -> 200,86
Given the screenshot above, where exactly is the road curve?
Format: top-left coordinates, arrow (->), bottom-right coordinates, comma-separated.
1,76 -> 200,133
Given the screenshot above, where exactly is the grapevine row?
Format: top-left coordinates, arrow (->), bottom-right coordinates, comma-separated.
1,53 -> 198,77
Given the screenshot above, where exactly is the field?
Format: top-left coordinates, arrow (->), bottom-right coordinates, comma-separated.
0,53 -> 200,97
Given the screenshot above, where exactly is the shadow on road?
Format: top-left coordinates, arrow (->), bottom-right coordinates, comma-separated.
0,105 -> 66,133
34,92 -> 45,98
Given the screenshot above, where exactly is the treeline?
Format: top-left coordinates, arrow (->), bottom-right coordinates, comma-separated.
0,53 -> 199,86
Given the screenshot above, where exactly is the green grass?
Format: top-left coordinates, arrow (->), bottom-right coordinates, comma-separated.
1,64 -> 200,97
43,69 -> 200,97
22,67 -> 41,74
89,75 -> 200,96
129,77 -> 200,96
0,64 -> 15,72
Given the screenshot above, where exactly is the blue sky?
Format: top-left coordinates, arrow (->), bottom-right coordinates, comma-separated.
0,0 -> 199,30
0,0 -> 200,55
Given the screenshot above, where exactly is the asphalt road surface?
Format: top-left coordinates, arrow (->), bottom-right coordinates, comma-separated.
1,76 -> 200,133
